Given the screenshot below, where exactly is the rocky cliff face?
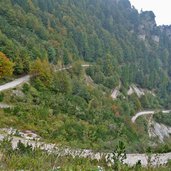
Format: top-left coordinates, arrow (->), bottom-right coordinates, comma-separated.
148,121 -> 171,142
159,25 -> 171,39
138,11 -> 171,43
137,11 -> 160,42
139,11 -> 156,33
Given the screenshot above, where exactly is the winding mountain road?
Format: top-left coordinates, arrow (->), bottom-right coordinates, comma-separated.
0,64 -> 91,92
131,110 -> 171,123
0,64 -> 91,109
0,75 -> 30,92
55,64 -> 91,71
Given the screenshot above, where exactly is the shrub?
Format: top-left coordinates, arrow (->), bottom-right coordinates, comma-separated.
0,92 -> 4,102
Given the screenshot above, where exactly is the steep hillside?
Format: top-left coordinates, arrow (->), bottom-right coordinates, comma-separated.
0,0 -> 171,96
0,0 -> 171,153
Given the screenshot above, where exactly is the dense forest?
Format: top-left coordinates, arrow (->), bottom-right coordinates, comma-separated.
1,0 -> 171,93
0,0 -> 171,155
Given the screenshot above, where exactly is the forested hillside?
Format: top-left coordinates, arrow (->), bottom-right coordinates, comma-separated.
1,0 -> 171,95
0,0 -> 171,153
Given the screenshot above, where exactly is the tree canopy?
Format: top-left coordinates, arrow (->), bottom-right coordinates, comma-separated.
0,52 -> 14,78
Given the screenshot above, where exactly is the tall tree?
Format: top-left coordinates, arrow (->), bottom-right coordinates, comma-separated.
0,52 -> 14,78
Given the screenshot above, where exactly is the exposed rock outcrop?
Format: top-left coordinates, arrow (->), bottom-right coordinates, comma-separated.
0,127 -> 171,167
111,88 -> 120,100
127,85 -> 155,98
148,121 -> 171,142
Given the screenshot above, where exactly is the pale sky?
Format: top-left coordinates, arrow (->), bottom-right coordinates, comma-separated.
129,0 -> 171,25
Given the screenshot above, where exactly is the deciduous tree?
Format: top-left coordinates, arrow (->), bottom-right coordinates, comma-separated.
0,52 -> 14,78
30,58 -> 52,86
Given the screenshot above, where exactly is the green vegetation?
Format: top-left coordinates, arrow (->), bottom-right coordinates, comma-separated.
0,0 -> 171,169
154,112 -> 171,127
0,138 -> 171,170
0,65 -> 170,152
0,0 -> 171,101
0,69 -> 146,151
0,138 -> 101,170
0,52 -> 14,79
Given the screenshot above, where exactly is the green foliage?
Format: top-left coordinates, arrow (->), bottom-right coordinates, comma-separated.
154,112 -> 171,127
0,73 -> 145,151
0,0 -> 171,168
0,92 -> 4,102
31,58 -> 53,87
0,139 -> 170,170
0,0 -> 171,97
111,140 -> 126,171
22,83 -> 30,94
72,61 -> 84,77
51,71 -> 72,94
0,51 -> 14,78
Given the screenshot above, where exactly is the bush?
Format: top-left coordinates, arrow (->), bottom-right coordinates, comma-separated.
0,92 -> 4,102
22,83 -> 30,93
154,112 -> 171,127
